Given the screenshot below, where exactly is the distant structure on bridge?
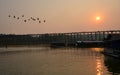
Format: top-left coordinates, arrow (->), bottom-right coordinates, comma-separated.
0,30 -> 120,47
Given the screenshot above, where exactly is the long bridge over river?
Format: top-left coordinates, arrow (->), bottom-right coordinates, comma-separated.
0,30 -> 120,47
30,30 -> 120,46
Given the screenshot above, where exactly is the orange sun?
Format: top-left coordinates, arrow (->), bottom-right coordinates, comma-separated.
96,16 -> 100,21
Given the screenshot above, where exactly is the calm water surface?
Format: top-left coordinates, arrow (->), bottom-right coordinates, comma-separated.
0,47 -> 120,75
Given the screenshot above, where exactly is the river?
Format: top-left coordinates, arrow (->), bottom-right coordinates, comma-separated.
0,46 -> 120,75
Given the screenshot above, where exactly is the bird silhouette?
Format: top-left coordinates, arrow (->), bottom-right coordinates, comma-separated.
8,15 -> 11,17
37,18 -> 39,20
17,17 -> 19,19
8,14 -> 46,24
13,16 -> 16,18
43,20 -> 46,23
31,17 -> 33,19
39,21 -> 41,23
32,18 -> 36,21
22,15 -> 24,17
24,20 -> 26,22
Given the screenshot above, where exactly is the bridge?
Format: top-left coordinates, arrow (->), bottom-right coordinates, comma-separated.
0,30 -> 120,47
30,30 -> 120,46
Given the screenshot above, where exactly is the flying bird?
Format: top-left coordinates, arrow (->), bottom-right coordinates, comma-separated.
39,21 -> 41,23
22,15 -> 24,17
13,16 -> 16,18
8,15 -> 11,17
32,18 -> 36,21
7,14 -> 46,24
17,17 -> 19,19
37,18 -> 39,20
24,20 -> 27,22
43,20 -> 46,23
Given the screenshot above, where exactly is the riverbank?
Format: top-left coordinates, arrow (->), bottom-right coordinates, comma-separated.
0,44 -> 51,48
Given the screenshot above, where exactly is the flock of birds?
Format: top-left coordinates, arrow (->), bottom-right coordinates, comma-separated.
8,14 -> 46,23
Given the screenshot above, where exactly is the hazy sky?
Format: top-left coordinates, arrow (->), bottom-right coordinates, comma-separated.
0,0 -> 120,34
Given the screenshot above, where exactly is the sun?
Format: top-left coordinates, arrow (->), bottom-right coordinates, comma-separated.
96,16 -> 100,21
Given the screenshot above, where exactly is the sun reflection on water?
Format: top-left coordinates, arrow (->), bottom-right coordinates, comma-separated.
91,48 -> 104,52
96,57 -> 103,75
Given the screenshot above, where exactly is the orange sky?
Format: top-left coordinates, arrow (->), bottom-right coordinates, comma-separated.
0,0 -> 120,34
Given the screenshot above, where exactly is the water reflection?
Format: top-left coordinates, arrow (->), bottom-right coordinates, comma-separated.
0,47 -> 120,75
90,48 -> 104,52
0,47 -> 51,55
104,54 -> 120,75
90,48 -> 104,75
96,57 -> 103,75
